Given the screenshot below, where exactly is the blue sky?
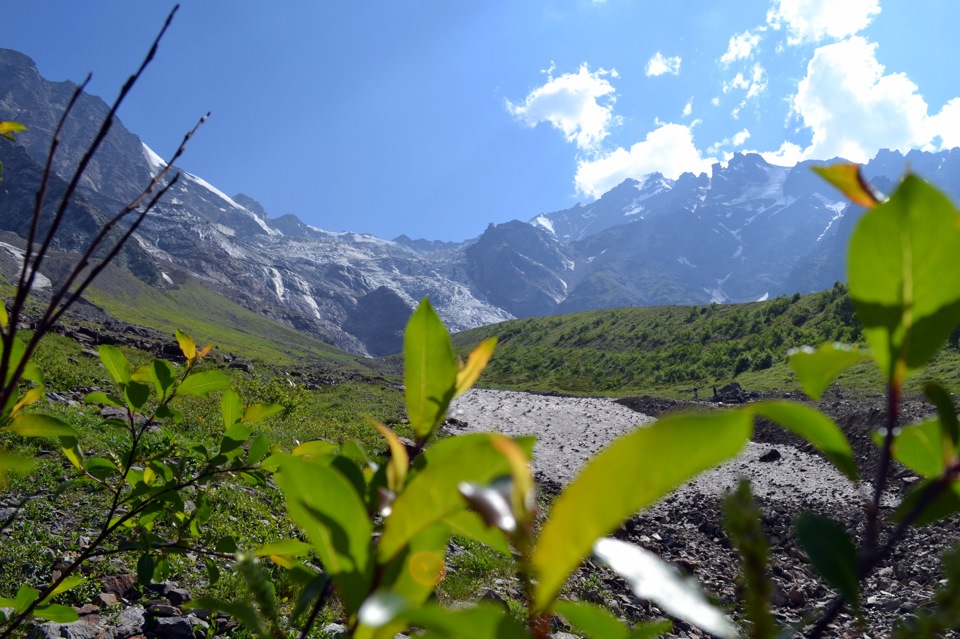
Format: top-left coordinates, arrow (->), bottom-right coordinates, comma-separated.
6,1 -> 960,241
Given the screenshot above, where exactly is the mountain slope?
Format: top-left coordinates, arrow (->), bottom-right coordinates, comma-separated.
4,46 -> 960,357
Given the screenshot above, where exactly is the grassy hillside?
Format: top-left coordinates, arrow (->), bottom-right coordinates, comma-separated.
74,263 -> 374,370
452,284 -> 930,397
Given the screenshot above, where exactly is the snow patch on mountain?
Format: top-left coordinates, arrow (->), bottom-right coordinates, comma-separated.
141,143 -> 167,177
268,267 -> 285,300
1,242 -> 51,289
302,293 -> 321,319
815,199 -> 848,242
532,214 -> 556,235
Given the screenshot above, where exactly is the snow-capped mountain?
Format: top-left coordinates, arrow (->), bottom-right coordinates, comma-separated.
3,47 -> 960,356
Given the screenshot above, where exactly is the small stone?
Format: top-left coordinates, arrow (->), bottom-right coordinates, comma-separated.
321,623 -> 348,638
113,606 -> 146,638
101,575 -> 137,599
759,449 -> 782,463
165,589 -> 190,607
92,594 -> 118,608
900,601 -> 918,613
787,588 -> 805,607
151,616 -> 208,639
145,603 -> 181,618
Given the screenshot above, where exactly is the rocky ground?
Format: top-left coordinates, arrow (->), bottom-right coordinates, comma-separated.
450,388 -> 960,638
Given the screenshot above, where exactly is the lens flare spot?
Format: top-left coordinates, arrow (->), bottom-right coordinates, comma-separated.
408,551 -> 445,586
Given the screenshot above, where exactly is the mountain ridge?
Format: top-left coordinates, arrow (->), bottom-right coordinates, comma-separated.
2,46 -> 958,357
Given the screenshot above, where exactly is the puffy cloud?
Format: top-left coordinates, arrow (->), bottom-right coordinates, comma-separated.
721,29 -> 763,65
682,99 -> 693,117
506,63 -> 621,151
789,37 -> 934,162
929,98 -> 960,150
758,142 -> 806,167
767,0 -> 880,45
574,122 -> 715,197
645,52 -> 682,77
708,128 -> 751,155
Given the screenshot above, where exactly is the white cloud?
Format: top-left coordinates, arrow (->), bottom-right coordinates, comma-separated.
788,36 -> 936,162
707,129 -> 751,155
682,99 -> 693,117
758,142 -> 806,167
767,0 -> 880,45
723,64 -> 765,97
721,29 -> 762,65
930,98 -> 960,150
574,123 -> 715,197
645,52 -> 682,77
506,63 -> 621,151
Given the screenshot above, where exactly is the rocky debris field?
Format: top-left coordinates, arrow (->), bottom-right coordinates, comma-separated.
450,389 -> 960,638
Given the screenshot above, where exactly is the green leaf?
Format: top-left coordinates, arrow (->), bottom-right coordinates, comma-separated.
356,597 -> 529,639
342,439 -> 373,466
378,433 -> 535,563
137,554 -> 155,585
894,479 -> 960,526
4,413 -> 76,438
13,585 -> 39,613
60,436 -> 84,470
242,403 -> 284,424
98,345 -> 131,384
752,400 -> 858,482
291,439 -> 338,460
188,597 -> 266,638
628,621 -> 674,639
406,603 -> 532,639
152,359 -> 176,398
43,576 -> 86,601
175,328 -> 197,361
215,536 -> 238,553
0,121 -> 27,141
0,301 -> 7,329
593,538 -> 737,639
848,175 -> 960,384
379,524 -> 450,610
124,381 -> 150,412
205,559 -> 221,585
0,451 -> 33,485
795,513 -> 859,609
404,298 -> 457,443
254,539 -> 314,557
219,423 -> 252,458
442,510 -> 511,556
454,337 -> 497,398
788,343 -> 869,401
247,433 -> 271,466
220,388 -> 242,428
812,163 -> 880,209
275,454 -> 373,615
883,418 -> 948,478
553,600 -> 629,639
532,410 -> 751,610
177,370 -> 230,397
925,381 -> 959,446
84,391 -> 124,408
291,573 -> 330,621
32,604 -> 79,623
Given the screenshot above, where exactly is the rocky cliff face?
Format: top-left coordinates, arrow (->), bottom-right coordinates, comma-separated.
0,48 -> 511,356
3,46 -> 959,356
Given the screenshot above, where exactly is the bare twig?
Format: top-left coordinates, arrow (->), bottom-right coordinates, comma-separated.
0,5 -> 205,417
